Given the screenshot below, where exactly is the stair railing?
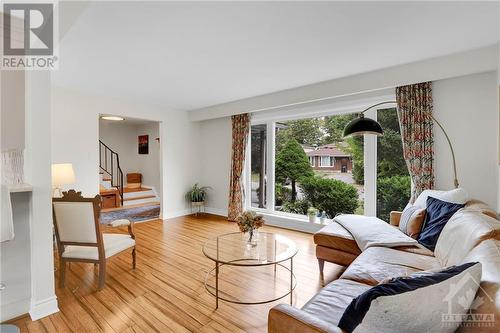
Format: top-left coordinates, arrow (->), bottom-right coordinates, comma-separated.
99,140 -> 124,205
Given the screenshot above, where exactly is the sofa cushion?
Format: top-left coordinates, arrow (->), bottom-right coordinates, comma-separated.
301,279 -> 371,327
338,262 -> 482,333
434,209 -> 500,267
399,205 -> 426,239
340,246 -> 441,286
314,222 -> 361,255
457,240 -> 500,332
413,188 -> 468,209
417,196 -> 465,251
465,199 -> 499,220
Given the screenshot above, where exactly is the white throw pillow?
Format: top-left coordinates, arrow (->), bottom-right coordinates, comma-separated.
338,262 -> 482,333
414,188 -> 468,209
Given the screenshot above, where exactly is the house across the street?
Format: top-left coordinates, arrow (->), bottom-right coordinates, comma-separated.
306,144 -> 352,172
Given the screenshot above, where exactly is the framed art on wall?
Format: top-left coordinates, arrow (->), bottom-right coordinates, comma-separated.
138,135 -> 149,154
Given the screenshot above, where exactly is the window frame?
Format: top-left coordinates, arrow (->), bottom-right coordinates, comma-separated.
244,94 -> 395,228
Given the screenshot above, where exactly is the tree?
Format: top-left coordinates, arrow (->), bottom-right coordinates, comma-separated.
276,118 -> 323,152
275,138 -> 314,201
346,136 -> 364,184
377,108 -> 408,178
323,114 -> 356,143
377,175 -> 411,222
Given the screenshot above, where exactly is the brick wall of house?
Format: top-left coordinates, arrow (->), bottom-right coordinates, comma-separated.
310,156 -> 352,172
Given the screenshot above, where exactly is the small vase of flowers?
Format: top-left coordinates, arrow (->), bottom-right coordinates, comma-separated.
237,211 -> 265,246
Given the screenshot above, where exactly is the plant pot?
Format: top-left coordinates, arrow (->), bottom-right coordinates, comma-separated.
191,201 -> 205,207
308,215 -> 316,223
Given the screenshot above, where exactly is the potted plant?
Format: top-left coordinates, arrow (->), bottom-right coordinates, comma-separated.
307,207 -> 318,223
237,211 -> 265,246
186,184 -> 211,214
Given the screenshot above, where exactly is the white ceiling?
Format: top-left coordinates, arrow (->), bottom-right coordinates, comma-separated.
54,1 -> 499,112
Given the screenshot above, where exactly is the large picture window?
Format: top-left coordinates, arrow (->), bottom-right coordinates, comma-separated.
246,101 -> 410,225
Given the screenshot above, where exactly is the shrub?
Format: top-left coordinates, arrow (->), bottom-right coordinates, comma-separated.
299,176 -> 359,217
280,199 -> 310,215
377,175 -> 411,222
275,184 -> 291,206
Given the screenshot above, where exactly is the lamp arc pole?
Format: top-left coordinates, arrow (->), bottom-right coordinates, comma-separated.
356,100 -> 459,189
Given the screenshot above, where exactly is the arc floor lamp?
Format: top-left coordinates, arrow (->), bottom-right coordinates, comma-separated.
342,101 -> 459,188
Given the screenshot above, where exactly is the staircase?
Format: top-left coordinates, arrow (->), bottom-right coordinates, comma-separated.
122,187 -> 159,207
99,140 -> 124,205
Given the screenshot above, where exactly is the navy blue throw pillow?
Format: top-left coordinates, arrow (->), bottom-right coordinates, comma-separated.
417,196 -> 465,251
338,262 -> 479,333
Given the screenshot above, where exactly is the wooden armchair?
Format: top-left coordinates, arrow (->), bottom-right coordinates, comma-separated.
52,190 -> 136,290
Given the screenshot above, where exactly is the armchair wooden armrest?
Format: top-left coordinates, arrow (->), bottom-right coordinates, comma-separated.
268,304 -> 344,333
107,219 -> 135,239
390,211 -> 403,226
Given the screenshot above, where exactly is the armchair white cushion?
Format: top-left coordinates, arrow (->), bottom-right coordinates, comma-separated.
62,234 -> 135,260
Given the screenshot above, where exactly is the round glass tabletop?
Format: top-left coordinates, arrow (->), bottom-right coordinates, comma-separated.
202,232 -> 298,266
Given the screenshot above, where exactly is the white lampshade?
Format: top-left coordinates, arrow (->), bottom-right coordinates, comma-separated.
52,163 -> 75,187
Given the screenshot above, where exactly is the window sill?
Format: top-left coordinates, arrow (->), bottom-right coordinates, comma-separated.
258,211 -> 329,234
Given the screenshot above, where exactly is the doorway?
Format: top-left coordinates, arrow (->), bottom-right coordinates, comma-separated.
98,115 -> 162,223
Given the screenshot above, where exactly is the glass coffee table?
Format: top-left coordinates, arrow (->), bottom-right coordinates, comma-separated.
202,232 -> 298,309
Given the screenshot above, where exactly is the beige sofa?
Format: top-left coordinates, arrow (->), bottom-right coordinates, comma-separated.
268,201 -> 500,332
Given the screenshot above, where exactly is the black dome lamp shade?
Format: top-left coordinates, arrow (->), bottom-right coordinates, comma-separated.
343,113 -> 384,138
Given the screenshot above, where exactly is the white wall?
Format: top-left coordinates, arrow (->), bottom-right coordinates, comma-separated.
1,71 -> 25,151
52,87 -> 200,218
136,122 -> 161,190
99,121 -> 140,179
26,72 -> 59,320
434,71 -> 499,210
199,117 -> 232,216
99,120 -> 161,191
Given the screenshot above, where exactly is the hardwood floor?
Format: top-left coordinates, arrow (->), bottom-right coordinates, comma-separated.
10,215 -> 344,333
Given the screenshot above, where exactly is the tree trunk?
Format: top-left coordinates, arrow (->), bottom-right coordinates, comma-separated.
291,179 -> 296,202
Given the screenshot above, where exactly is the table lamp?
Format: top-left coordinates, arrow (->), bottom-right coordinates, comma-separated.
52,163 -> 76,197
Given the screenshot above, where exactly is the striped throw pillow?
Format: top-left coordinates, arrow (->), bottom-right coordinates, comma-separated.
399,205 -> 426,239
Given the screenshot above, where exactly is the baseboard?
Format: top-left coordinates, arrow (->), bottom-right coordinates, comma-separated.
204,207 -> 228,217
29,296 -> 59,321
0,297 -> 30,322
164,209 -> 191,219
163,207 -> 228,220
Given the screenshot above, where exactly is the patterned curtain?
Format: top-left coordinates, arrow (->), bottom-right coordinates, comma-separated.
228,113 -> 251,221
396,82 -> 434,201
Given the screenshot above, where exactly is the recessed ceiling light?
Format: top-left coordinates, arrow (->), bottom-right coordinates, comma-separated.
101,116 -> 124,121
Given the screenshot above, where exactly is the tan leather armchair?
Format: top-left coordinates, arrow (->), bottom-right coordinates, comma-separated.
389,210 -> 403,226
